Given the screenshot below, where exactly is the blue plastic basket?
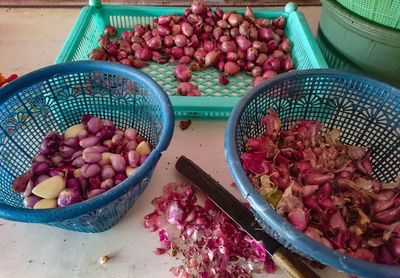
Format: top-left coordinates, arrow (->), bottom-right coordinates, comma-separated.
0,61 -> 174,233
225,69 -> 400,277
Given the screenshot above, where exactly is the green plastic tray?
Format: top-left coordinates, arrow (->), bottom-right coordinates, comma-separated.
336,0 -> 400,30
55,1 -> 328,118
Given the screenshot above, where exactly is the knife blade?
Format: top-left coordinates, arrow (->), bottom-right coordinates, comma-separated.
175,155 -> 321,278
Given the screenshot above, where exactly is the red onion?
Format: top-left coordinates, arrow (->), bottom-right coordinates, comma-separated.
178,56 -> 191,64
184,8 -> 192,17
147,37 -> 162,50
249,26 -> 258,40
245,6 -> 255,21
186,89 -> 202,96
236,35 -> 251,51
230,27 -> 239,37
217,60 -> 225,72
183,47 -> 194,58
121,30 -> 134,41
135,47 -> 151,61
181,22 -> 193,37
203,24 -> 213,33
255,18 -> 270,28
131,59 -> 148,68
217,20 -> 230,29
226,52 -> 238,62
246,47 -> 258,62
158,15 -> 171,26
274,28 -> 285,37
117,50 -> 128,61
267,40 -> 279,53
280,39 -> 292,53
215,6 -> 223,19
259,28 -> 275,42
157,25 -> 170,37
239,22 -> 250,36
189,34 -> 200,47
282,56 -> 294,71
228,13 -> 243,27
191,0 -> 207,15
171,47 -> 184,59
212,27 -> 223,40
194,49 -> 206,63
163,35 -> 174,48
203,40 -> 214,52
263,57 -> 281,72
187,14 -> 202,26
245,61 -> 255,71
12,171 -> 32,194
104,25 -> 117,37
272,16 -> 286,29
134,24 -> 145,37
175,64 -> 192,82
221,41 -> 237,53
219,75 -> 229,85
255,53 -> 268,66
204,50 -> 220,67
272,49 -> 285,58
199,32 -> 211,41
177,82 -> 197,96
224,61 -> 240,75
89,49 -> 107,60
219,35 -> 231,43
171,24 -> 182,35
98,35 -> 109,48
251,66 -> 262,77
174,34 -> 188,48
253,76 -> 265,87
262,70 -> 278,80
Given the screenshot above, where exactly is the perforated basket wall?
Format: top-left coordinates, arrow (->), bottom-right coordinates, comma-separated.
0,61 -> 174,233
55,3 -> 327,118
225,70 -> 400,278
336,0 -> 400,29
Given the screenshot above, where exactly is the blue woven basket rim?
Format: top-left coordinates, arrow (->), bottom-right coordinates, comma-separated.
225,69 -> 400,277
0,61 -> 175,223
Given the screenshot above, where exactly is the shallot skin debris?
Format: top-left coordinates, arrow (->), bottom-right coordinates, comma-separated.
241,108 -> 400,266
143,182 -> 276,277
89,0 -> 295,96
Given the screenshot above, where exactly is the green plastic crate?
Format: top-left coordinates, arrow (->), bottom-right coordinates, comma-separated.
55,1 -> 328,118
316,27 -> 363,73
336,0 -> 400,30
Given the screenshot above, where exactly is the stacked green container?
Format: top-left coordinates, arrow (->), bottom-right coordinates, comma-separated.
317,0 -> 400,88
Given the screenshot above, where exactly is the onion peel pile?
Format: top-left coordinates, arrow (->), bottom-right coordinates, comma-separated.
241,108 -> 400,265
143,182 -> 276,277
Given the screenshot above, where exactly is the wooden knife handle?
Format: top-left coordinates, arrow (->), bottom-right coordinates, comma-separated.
273,247 -> 321,278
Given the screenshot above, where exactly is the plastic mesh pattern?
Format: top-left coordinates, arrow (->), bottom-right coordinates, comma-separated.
226,70 -> 400,277
0,61 -> 174,233
55,5 -> 327,118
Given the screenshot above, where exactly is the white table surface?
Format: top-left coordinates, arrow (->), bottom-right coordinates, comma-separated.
0,6 -> 347,278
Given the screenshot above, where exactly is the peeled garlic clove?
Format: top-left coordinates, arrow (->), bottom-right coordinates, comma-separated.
64,124 -> 86,139
136,141 -> 151,156
100,152 -> 113,166
32,176 -> 65,199
33,198 -> 57,209
126,166 -> 138,177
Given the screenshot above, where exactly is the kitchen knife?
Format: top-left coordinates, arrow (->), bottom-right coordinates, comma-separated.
175,155 -> 321,278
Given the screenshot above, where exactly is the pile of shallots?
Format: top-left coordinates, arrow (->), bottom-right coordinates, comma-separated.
143,182 -> 277,277
12,116 -> 152,209
242,108 -> 400,265
89,0 -> 294,96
